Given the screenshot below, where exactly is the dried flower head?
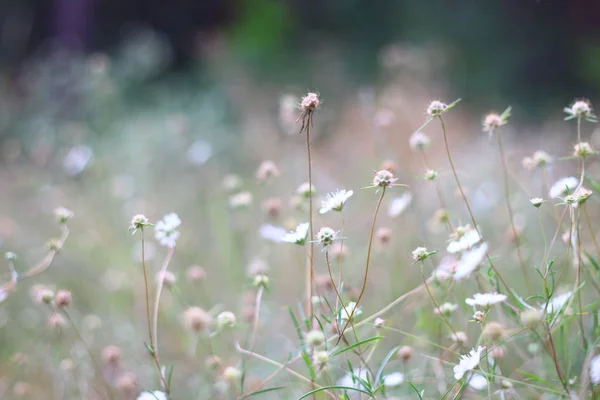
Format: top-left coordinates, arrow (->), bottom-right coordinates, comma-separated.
482,113 -> 504,132
373,318 -> 385,329
256,160 -> 280,183
520,308 -> 543,328
532,150 -> 552,168
483,321 -> 507,341
183,307 -> 211,333
427,100 -> 448,117
129,214 -> 149,233
376,227 -> 392,245
373,169 -> 397,187
412,246 -> 430,262
312,350 -> 330,369
300,92 -> 320,112
186,265 -> 206,282
397,346 -> 413,362
54,207 -> 74,224
473,310 -> 485,323
54,290 -> 72,308
409,131 -> 431,152
262,197 -> 282,218
102,345 -> 122,364
305,330 -> 326,348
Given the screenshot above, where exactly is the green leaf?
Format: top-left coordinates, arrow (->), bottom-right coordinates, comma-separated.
331,336 -> 383,357
585,175 -> 600,195
241,386 -> 286,398
144,342 -> 155,357
375,345 -> 401,385
406,381 -> 424,400
517,369 -> 561,391
298,386 -> 374,399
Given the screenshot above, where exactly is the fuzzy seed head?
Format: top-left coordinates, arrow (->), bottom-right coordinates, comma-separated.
482,113 -> 505,132
155,270 -> 176,288
409,131 -> 431,152
296,182 -> 316,198
473,311 -> 485,323
300,92 -> 320,111
397,346 -> 413,362
427,100 -> 448,117
520,308 -> 543,328
312,350 -> 330,368
4,252 -> 16,261
374,318 -> 385,329
532,150 -> 552,167
305,330 -> 326,347
55,290 -> 72,308
262,197 -> 282,218
186,265 -> 206,282
217,311 -> 236,329
102,345 -> 122,364
256,160 -> 280,183
117,373 -> 137,396
48,312 -> 66,329
376,227 -> 392,245
450,331 -> 468,344
223,366 -> 242,383
483,322 -> 506,341
373,169 -> 396,187
566,100 -> 593,118
183,307 -> 211,333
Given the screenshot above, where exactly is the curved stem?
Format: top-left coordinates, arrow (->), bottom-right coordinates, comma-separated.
336,187 -> 386,342
438,116 -> 511,293
496,130 -> 531,291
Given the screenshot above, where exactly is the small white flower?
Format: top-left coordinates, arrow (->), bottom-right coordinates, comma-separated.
453,346 -> 485,380
282,222 -> 309,245
305,330 -> 326,347
590,354 -> 600,385
383,372 -> 405,387
532,150 -> 552,167
424,169 -> 438,180
373,169 -> 397,187
137,391 -> 167,400
574,142 -> 596,158
63,144 -> 93,176
544,291 -> 573,314
447,225 -> 481,253
316,227 -> 337,247
217,311 -> 236,329
154,213 -> 181,248
564,100 -> 595,120
340,302 -> 362,321
319,189 -> 353,214
453,242 -> 488,280
409,131 -> 431,152
388,192 -> 412,217
338,369 -> 368,389
412,246 -> 430,262
427,100 -> 448,117
258,224 -> 287,243
549,177 -> 578,199
465,293 -> 507,307
312,350 -> 330,368
468,373 -> 488,390
300,92 -> 320,111
530,198 -> 544,208
434,302 -> 458,315
54,207 -> 74,224
296,182 -> 316,198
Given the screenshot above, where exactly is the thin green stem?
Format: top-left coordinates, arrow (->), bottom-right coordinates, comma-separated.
305,112 -> 315,320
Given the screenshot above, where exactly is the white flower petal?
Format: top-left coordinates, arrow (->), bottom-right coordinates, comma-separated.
454,243 -> 488,280
388,193 -> 412,218
383,372 -> 405,387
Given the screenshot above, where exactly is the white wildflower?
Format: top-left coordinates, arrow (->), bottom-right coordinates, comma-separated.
154,213 -> 181,248
340,302 -> 362,321
532,150 -> 552,167
282,222 -> 309,245
544,291 -> 573,314
590,355 -> 600,385
296,182 -> 316,198
338,369 -> 368,389
468,373 -> 488,390
258,224 -> 287,243
453,346 -> 485,380
530,198 -> 544,208
383,372 -> 405,387
549,177 -> 578,199
564,100 -> 595,120
388,192 -> 412,217
427,100 -> 448,117
63,144 -> 93,176
434,303 -> 458,315
465,293 -> 507,307
137,391 -> 167,400
300,92 -> 320,111
319,189 -> 353,214
54,207 -> 74,224
373,169 -> 397,187
454,242 -> 488,280
447,225 -> 481,253
412,246 -> 430,262
229,191 -> 253,209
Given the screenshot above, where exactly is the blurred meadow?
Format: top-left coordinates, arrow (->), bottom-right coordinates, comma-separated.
2,1 -> 600,399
